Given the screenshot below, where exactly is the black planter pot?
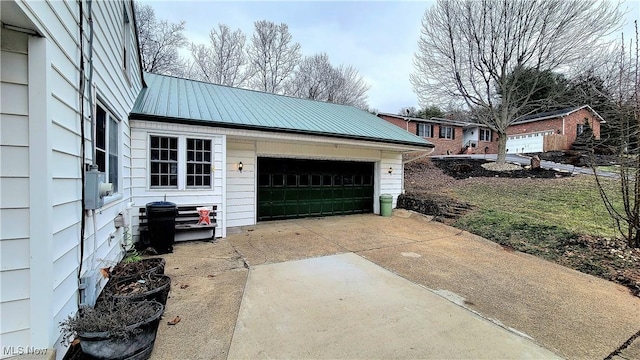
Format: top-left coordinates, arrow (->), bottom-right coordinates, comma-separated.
78,301 -> 164,360
110,258 -> 166,282
110,275 -> 171,306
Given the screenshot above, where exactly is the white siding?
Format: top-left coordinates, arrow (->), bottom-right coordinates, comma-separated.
227,140 -> 257,227
380,151 -> 403,208
0,28 -> 31,350
2,0 -> 143,357
130,124 -> 225,238
256,141 -> 382,160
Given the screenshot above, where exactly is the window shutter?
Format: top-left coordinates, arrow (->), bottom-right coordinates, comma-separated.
415,124 -> 420,136
452,128 -> 455,140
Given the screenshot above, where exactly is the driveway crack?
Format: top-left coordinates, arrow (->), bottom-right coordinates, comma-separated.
604,329 -> 640,360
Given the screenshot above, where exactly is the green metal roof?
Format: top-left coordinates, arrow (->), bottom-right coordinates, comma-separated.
130,73 -> 433,148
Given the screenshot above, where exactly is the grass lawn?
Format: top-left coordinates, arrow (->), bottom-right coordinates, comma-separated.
453,176 -> 620,239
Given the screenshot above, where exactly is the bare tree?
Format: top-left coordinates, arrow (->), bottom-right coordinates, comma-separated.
593,22 -> 640,248
134,3 -> 188,76
411,0 -> 623,164
287,53 -> 371,108
331,65 -> 371,109
246,20 -> 301,94
189,24 -> 248,86
287,53 -> 338,100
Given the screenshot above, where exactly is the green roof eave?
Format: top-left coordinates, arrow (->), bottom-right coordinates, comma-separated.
128,112 -> 434,149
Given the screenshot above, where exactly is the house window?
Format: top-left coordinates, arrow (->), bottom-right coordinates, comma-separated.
95,104 -> 119,192
150,136 -> 178,188
577,123 -> 585,135
479,128 -> 492,142
439,126 -> 454,139
417,123 -> 433,138
186,138 -> 212,187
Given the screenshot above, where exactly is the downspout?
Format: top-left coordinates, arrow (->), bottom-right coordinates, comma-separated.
561,116 -> 565,135
78,0 -> 95,280
88,0 -> 96,168
78,0 -> 86,279
402,148 -> 436,165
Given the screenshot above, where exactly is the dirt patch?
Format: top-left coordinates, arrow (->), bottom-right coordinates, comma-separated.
403,157 -> 640,296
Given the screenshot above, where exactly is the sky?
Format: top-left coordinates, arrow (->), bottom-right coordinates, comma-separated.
142,0 -> 640,114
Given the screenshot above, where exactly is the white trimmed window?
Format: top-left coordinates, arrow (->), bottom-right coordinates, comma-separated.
186,138 -> 212,188
149,136 -> 213,189
95,104 -> 119,192
480,128 -> 492,142
417,123 -> 433,138
439,126 -> 454,139
150,136 -> 178,188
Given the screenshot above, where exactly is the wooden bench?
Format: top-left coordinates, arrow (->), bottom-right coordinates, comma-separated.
138,205 -> 217,243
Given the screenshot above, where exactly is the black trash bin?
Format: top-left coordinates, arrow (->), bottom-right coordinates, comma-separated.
146,201 -> 177,254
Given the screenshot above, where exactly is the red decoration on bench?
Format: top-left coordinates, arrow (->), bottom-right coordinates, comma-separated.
197,207 -> 211,225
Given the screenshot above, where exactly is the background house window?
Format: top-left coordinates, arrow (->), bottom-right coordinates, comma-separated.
577,123 -> 585,135
417,123 -> 433,137
95,104 -> 119,192
186,138 -> 212,187
439,126 -> 454,139
150,136 -> 178,187
480,128 -> 492,142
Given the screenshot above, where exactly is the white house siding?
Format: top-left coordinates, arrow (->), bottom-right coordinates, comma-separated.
379,151 -> 403,208
227,140 -> 257,228
1,1 -> 142,357
463,128 -> 477,147
129,122 -> 225,239
1,28 -> 32,352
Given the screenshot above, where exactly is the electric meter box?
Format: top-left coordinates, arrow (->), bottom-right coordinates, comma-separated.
85,169 -> 113,209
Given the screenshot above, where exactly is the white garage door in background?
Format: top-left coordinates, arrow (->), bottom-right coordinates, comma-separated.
506,133 -> 544,154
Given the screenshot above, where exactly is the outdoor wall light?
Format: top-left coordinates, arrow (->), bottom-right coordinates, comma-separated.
238,162 -> 243,172
388,167 -> 393,174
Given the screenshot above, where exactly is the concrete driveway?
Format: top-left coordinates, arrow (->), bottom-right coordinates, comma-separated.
151,211 -> 640,360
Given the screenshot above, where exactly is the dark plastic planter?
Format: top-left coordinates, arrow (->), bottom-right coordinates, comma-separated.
110,258 -> 166,282
78,301 -> 164,360
110,275 -> 171,305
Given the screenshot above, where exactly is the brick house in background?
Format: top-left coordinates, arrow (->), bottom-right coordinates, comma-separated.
378,105 -> 603,155
505,105 -> 602,154
377,113 -> 498,155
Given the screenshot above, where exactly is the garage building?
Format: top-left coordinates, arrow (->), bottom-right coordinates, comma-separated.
129,73 -> 433,238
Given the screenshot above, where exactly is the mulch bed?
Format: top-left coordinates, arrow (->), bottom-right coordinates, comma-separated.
431,158 -> 572,180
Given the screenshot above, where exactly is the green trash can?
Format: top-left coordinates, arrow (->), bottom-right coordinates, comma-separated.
380,194 -> 393,217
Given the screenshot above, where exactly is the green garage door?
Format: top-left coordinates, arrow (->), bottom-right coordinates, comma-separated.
258,158 -> 374,221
